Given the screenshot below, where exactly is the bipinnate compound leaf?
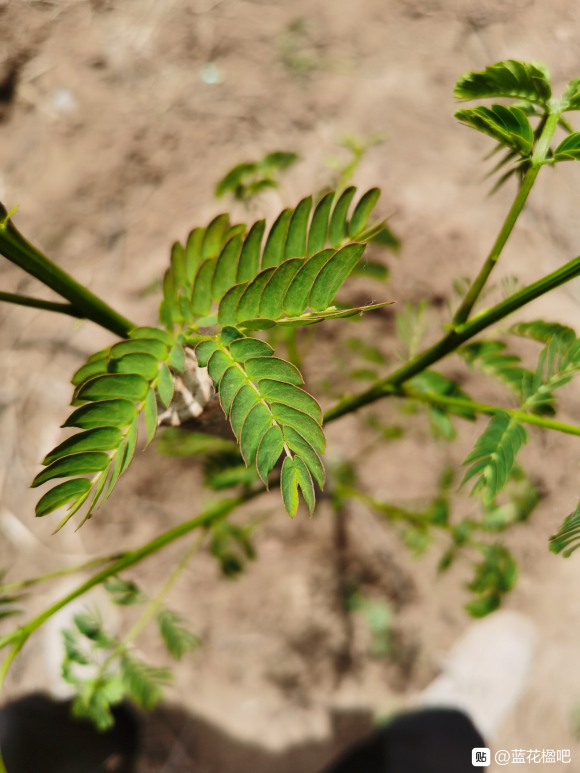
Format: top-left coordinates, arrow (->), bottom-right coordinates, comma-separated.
36,329 -> 183,526
157,609 -> 199,660
454,105 -> 534,156
454,60 -> 551,105
461,413 -> 528,503
553,133 -> 580,162
195,334 -> 326,514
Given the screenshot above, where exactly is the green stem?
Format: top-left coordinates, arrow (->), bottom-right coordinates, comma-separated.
0,205 -> 135,338
453,110 -> 561,326
400,388 -> 580,438
0,552 -> 126,595
96,532 -> 204,681
324,253 -> 580,423
0,291 -> 85,318
0,490 -> 263,685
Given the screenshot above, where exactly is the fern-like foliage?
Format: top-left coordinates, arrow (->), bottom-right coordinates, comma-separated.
157,609 -> 200,660
458,340 -> 532,403
33,327 -> 183,529
550,503 -> 580,557
35,187 -> 392,522
454,60 -> 551,106
462,324 -> 580,503
462,412 -> 528,504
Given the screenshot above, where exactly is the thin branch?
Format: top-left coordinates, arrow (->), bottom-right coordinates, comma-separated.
324,252 -> 580,423
0,291 -> 85,318
453,110 -> 561,325
0,488 -> 264,685
0,552 -> 126,595
0,205 -> 135,338
399,387 -> 580,438
94,532 -> 204,683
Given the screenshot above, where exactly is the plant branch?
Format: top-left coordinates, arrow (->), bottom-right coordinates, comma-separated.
400,388 -> 580,438
0,553 -> 126,595
453,110 -> 561,326
0,205 -> 135,338
324,253 -> 580,423
0,292 -> 85,318
0,489 -> 264,686
96,532 -> 204,681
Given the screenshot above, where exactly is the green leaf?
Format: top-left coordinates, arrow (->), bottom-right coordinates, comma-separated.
185,227 -> 205,284
294,455 -> 314,513
201,214 -> 229,259
307,192 -> 333,256
309,243 -> 366,311
35,478 -> 92,517
262,209 -> 292,269
194,339 -> 219,367
191,258 -> 216,317
101,444 -> 124,503
554,132 -> 580,162
282,426 -> 325,488
104,576 -> 146,606
349,188 -> 380,237
228,337 -> 273,361
329,186 -> 356,247
215,162 -> 256,198
230,384 -> 260,439
168,344 -> 185,372
244,356 -> 303,385
143,388 -> 158,446
509,320 -> 576,345
207,349 -> 233,387
162,269 -> 180,325
63,399 -> 137,430
562,78 -> 580,111
256,425 -> 284,485
285,196 -> 312,258
157,609 -> 199,660
259,258 -> 304,320
240,403 -> 273,465
32,452 -> 110,488
157,362 -> 174,407
76,374 -> 149,403
170,241 -> 187,293
219,365 -> 247,416
454,60 -> 551,105
121,655 -> 172,710
369,225 -> 400,252
257,379 -> 322,422
454,105 -> 534,155
42,427 -> 122,465
108,353 -> 159,381
218,282 -> 248,327
550,503 -> 580,557
461,413 -> 528,502
221,326 -> 243,346
120,418 -> 138,475
237,220 -> 265,283
129,326 -> 175,346
281,456 -> 299,517
270,402 -> 325,453
282,248 -> 334,316
212,233 -> 243,301
236,267 -> 276,321
71,357 -> 108,387
465,594 -> 500,618
110,338 -> 168,360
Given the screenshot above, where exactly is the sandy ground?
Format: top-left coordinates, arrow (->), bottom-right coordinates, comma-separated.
2,0 -> 580,770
